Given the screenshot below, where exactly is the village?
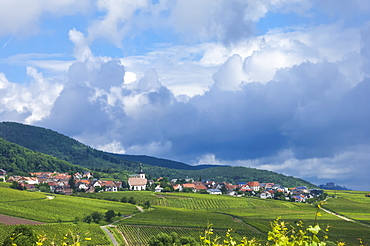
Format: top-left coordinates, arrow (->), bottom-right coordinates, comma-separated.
0,167 -> 325,203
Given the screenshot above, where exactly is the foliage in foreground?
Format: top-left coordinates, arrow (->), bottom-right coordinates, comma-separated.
150,218 -> 360,246
1,217 -> 366,246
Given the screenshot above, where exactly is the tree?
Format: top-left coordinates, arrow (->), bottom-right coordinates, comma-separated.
68,175 -> 76,190
120,196 -> 128,203
10,181 -> 24,190
91,211 -> 102,223
128,197 -> 136,204
83,215 -> 93,223
143,200 -> 151,209
105,210 -> 116,222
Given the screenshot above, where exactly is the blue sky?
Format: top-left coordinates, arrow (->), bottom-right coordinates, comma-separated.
0,0 -> 370,191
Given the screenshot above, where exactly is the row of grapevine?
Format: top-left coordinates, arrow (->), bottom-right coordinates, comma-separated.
0,223 -> 110,246
117,224 -> 264,246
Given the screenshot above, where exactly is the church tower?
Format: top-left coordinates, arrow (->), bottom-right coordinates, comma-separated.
138,164 -> 145,179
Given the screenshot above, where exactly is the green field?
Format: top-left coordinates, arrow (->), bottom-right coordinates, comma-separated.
0,223 -> 110,246
1,188 -> 370,245
323,190 -> 370,223
0,188 -> 139,223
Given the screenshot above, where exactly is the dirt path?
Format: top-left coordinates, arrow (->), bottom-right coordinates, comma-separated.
320,207 -> 370,228
0,214 -> 44,225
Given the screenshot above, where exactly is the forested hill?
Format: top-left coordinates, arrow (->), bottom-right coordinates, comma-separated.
0,122 -> 316,188
0,137 -> 85,174
0,122 -> 139,172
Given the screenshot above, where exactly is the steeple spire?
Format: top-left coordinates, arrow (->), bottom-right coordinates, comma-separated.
138,164 -> 145,179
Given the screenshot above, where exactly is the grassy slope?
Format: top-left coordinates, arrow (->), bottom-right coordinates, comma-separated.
0,224 -> 110,246
1,188 -> 370,245
323,190 -> 370,223
0,187 -> 138,223
116,191 -> 370,245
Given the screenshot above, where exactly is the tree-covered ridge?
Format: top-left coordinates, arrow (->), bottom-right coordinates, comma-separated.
0,122 -> 316,188
0,137 -> 84,174
0,121 -> 137,171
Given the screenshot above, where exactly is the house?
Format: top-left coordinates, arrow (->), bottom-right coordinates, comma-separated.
291,186 -> 309,195
227,190 -> 238,196
155,185 -> 164,192
194,182 -> 207,192
225,184 -> 239,191
18,177 -> 39,185
7,176 -> 22,182
128,165 -> 147,191
239,185 -> 252,193
83,172 -> 93,179
207,189 -> 222,195
260,191 -> 273,199
101,181 -> 122,192
291,195 -> 306,202
203,180 -> 216,189
76,180 -> 90,190
74,172 -> 83,180
0,169 -> 6,182
0,169 -> 7,175
22,183 -> 37,191
182,183 -> 195,192
173,184 -> 183,191
247,181 -> 260,192
92,180 -> 103,188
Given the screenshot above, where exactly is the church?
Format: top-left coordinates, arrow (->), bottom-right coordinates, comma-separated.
128,165 -> 147,190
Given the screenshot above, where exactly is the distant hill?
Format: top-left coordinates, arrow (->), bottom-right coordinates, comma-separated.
319,182 -> 351,190
111,154 -> 223,170
0,121 -> 317,188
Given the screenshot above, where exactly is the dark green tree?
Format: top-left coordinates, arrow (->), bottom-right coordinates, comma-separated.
120,196 -> 128,203
91,211 -> 102,223
143,200 -> 151,209
105,210 -> 116,222
83,215 -> 93,223
128,197 -> 136,204
68,175 -> 76,190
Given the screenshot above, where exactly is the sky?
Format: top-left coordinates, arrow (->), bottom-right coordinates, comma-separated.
0,0 -> 370,191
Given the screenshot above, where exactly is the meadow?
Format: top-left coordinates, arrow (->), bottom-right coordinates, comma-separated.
1,187 -> 370,245
0,187 -> 138,222
323,190 -> 370,223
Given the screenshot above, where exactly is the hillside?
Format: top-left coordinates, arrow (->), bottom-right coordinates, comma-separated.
0,137 -> 85,174
0,122 -> 139,172
0,121 -> 316,187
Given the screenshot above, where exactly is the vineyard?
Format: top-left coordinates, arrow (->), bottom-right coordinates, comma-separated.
1,187 -> 370,245
0,187 -> 138,222
323,190 -> 370,223
0,223 -> 110,246
117,224 -> 264,246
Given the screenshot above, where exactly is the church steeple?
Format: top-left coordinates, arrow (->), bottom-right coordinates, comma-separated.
138,164 -> 145,179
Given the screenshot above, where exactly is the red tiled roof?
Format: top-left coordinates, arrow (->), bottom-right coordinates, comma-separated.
247,181 -> 260,187
194,184 -> 207,190
182,183 -> 195,188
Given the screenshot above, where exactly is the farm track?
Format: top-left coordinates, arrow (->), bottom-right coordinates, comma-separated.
320,207 -> 370,228
0,214 -> 44,225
